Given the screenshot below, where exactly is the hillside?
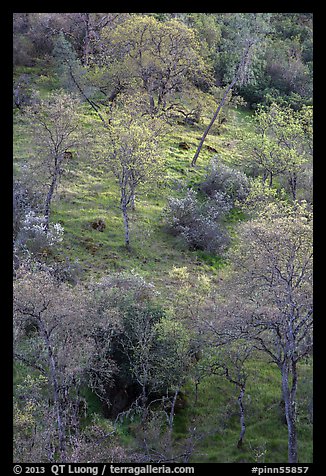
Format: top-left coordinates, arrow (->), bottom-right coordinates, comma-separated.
13,12 -> 313,465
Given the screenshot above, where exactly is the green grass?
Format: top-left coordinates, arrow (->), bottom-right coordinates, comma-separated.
172,357 -> 312,463
30,115 -> 235,286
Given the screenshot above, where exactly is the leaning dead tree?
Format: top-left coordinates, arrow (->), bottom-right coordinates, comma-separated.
191,43 -> 253,166
191,13 -> 271,166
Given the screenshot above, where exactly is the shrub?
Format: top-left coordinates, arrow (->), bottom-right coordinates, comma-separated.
164,189 -> 231,254
13,180 -> 43,241
14,211 -> 64,256
200,157 -> 250,203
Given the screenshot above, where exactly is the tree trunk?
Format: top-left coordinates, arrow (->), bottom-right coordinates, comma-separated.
131,194 -> 136,211
281,362 -> 298,463
168,387 -> 180,432
44,172 -> 58,232
82,13 -> 91,66
262,170 -> 268,184
269,171 -> 273,188
149,94 -> 156,116
237,385 -> 246,448
191,80 -> 235,167
38,320 -> 67,462
68,65 -> 108,128
121,201 -> 130,248
191,43 -> 252,167
288,173 -> 297,201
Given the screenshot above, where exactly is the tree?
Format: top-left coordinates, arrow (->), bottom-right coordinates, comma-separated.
191,13 -> 271,166
114,304 -> 194,462
222,14 -> 313,109
13,264 -> 90,461
239,103 -> 313,197
53,32 -> 113,128
201,341 -> 254,449
100,108 -> 164,247
216,200 -> 313,463
24,90 -> 86,231
13,261 -> 119,462
97,15 -> 211,117
154,316 -> 192,432
77,13 -> 129,66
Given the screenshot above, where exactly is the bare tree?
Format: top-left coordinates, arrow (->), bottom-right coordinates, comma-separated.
13,262 -> 116,462
202,342 -> 253,448
191,13 -> 271,166
24,90 -> 86,231
211,200 -> 313,463
99,108 -> 164,248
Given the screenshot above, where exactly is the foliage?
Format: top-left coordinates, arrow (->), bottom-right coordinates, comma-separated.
164,189 -> 231,254
236,177 -> 287,218
96,105 -> 165,246
14,210 -> 64,256
13,263 -> 97,461
200,157 -> 250,203
238,102 -> 313,199
232,14 -> 313,108
12,11 -> 313,464
97,15 -> 213,115
24,89 -> 83,162
13,179 -> 43,240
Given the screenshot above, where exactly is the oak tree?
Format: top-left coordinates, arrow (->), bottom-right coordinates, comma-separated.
24,90 -> 86,231
99,107 -> 164,247
221,200 -> 313,463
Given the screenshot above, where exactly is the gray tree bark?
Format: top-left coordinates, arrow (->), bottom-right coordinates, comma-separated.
44,157 -> 62,232
38,319 -> 67,462
281,361 -> 298,463
121,197 -> 130,248
237,385 -> 246,448
191,43 -> 253,167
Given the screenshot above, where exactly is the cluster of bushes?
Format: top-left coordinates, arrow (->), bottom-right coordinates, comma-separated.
200,159 -> 250,202
13,262 -> 193,461
164,158 -> 250,254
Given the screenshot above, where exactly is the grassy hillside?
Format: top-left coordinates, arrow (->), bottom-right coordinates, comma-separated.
13,67 -> 313,463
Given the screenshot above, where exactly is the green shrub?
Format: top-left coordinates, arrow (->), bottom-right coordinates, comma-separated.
163,189 -> 231,254
200,157 -> 250,203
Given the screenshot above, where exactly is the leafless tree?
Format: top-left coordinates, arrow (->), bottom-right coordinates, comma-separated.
191,13 -> 271,166
204,201 -> 313,463
24,90 -> 87,231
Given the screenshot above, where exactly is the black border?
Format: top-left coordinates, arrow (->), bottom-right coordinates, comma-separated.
5,4 -> 321,473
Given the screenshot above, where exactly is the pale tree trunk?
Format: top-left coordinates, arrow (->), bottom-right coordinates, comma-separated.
281,361 -> 298,463
82,13 -> 91,66
131,194 -> 136,211
224,367 -> 247,449
122,204 -> 130,248
120,190 -> 130,248
237,385 -> 246,448
44,159 -> 61,232
191,79 -> 237,167
168,387 -> 180,432
38,319 -> 67,462
130,180 -> 136,211
191,43 -> 253,167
